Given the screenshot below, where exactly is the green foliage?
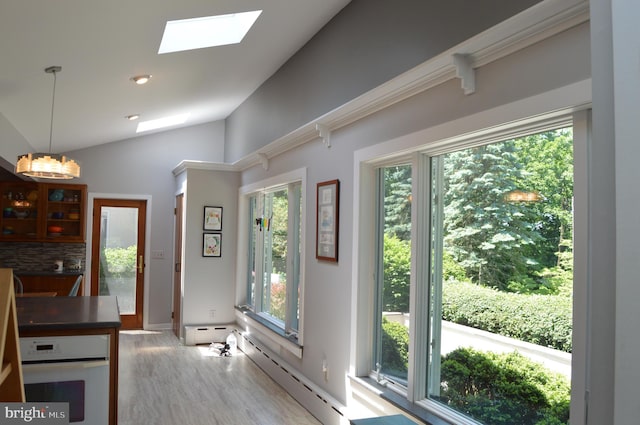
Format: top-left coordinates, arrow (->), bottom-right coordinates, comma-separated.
269,281 -> 286,321
102,245 -> 137,278
443,141 -> 543,290
439,347 -> 570,425
442,281 -> 572,352
381,317 -> 409,377
382,234 -> 411,312
443,250 -> 467,282
513,130 -> 574,270
267,189 -> 289,276
383,165 -> 412,241
441,129 -> 574,292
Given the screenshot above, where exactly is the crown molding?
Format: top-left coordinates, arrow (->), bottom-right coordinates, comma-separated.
206,0 -> 589,172
172,160 -> 236,176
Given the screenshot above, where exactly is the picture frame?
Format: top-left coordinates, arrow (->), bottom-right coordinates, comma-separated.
203,233 -> 222,257
316,179 -> 340,262
203,206 -> 223,231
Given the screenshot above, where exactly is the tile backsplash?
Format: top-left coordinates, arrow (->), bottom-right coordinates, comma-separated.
0,242 -> 86,273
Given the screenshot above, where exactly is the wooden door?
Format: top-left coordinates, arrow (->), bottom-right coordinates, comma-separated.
173,194 -> 184,338
91,198 -> 147,329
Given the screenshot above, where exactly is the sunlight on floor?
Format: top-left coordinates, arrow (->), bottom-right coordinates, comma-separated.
120,330 -> 163,335
197,344 -> 245,358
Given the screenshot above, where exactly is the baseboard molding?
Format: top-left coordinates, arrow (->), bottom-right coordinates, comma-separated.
235,329 -> 349,425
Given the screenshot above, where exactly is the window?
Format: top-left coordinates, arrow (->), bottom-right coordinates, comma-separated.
372,128 -> 574,425
374,164 -> 412,386
245,180 -> 303,338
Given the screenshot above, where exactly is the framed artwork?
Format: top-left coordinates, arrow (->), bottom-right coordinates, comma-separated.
203,233 -> 222,257
316,179 -> 340,262
203,206 -> 223,231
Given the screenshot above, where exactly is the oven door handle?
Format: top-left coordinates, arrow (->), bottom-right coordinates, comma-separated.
22,360 -> 109,372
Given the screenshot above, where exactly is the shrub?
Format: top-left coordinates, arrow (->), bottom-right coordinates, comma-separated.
442,281 -> 572,352
381,318 -> 409,376
439,347 -> 570,425
383,235 -> 411,312
102,246 -> 137,278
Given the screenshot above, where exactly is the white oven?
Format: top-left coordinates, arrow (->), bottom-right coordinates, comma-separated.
20,335 -> 110,425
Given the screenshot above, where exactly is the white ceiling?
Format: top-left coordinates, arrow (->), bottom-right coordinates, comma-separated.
0,0 -> 351,153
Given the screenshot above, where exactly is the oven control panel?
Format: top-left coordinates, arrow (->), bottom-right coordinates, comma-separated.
20,335 -> 110,362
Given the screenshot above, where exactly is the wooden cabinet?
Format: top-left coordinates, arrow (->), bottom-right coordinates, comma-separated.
18,274 -> 84,297
0,269 -> 25,402
0,182 -> 87,242
0,181 -> 39,240
42,183 -> 86,242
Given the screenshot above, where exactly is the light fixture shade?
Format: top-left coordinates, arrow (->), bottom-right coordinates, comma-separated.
16,152 -> 80,179
15,65 -> 81,180
504,190 -> 541,202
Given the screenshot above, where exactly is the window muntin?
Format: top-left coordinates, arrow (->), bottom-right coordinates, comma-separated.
372,129 -> 574,424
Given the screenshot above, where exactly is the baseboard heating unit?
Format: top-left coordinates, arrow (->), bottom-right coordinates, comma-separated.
235,330 -> 349,425
184,325 -> 232,345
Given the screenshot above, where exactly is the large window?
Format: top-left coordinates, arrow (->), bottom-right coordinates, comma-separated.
373,128 -> 574,424
246,181 -> 302,338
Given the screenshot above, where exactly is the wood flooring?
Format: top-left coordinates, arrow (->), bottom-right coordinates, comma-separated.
118,330 -> 321,425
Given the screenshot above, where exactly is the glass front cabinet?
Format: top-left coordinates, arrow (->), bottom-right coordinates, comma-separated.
1,182 -> 87,242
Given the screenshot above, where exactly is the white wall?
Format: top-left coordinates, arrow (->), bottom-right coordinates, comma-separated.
181,168 -> 239,326
236,21 -> 591,407
69,121 -> 225,326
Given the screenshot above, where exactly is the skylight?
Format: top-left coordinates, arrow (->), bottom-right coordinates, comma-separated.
136,113 -> 190,133
158,10 -> 262,54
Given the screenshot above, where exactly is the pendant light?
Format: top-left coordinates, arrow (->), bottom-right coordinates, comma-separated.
15,66 -> 80,179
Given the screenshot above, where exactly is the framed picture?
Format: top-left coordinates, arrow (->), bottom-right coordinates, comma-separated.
203,233 -> 222,257
316,179 -> 340,262
203,206 -> 223,231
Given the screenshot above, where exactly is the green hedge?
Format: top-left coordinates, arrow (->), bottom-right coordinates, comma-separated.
381,318 -> 409,376
440,347 -> 570,425
443,281 -> 572,352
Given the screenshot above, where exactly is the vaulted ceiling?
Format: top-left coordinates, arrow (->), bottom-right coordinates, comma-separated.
0,1 -> 351,153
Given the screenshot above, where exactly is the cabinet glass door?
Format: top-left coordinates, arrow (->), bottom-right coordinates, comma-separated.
1,183 -> 39,239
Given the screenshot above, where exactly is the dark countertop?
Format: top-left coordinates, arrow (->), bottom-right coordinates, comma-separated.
15,270 -> 84,276
17,295 -> 121,332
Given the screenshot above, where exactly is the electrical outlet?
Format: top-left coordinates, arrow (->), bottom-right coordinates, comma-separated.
209,309 -> 216,319
322,359 -> 328,381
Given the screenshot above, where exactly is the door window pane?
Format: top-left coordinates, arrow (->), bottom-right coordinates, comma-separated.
99,206 -> 138,314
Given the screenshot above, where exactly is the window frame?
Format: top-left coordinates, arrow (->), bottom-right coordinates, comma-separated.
238,168 -> 307,350
354,109 -> 588,424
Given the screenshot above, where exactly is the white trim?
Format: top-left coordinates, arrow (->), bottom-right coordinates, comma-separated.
238,167 -> 307,194
172,160 -> 236,176
351,82 -> 588,424
166,0 -> 588,173
236,167 -> 307,349
235,309 -> 303,358
86,192 -> 152,330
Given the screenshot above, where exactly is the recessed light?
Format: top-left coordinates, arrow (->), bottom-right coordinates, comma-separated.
136,113 -> 190,133
131,75 -> 152,85
126,114 -> 140,121
158,10 -> 262,54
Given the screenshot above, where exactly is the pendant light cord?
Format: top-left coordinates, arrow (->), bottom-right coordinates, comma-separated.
48,69 -> 57,154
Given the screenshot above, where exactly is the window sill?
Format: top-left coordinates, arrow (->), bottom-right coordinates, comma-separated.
234,306 -> 303,358
349,376 -> 454,425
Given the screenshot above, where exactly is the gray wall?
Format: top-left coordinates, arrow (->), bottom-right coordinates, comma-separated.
68,120 -> 225,326
225,0 -> 541,163
236,20 -> 591,407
